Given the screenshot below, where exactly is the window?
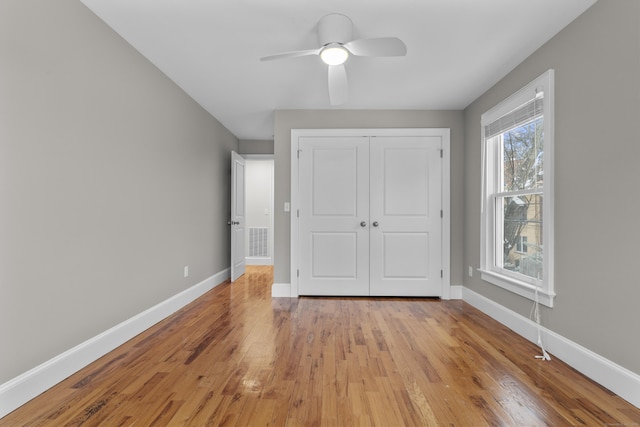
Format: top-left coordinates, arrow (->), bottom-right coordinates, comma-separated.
480,70 -> 555,307
516,236 -> 528,254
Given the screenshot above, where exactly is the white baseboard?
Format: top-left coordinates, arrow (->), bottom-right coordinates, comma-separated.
0,268 -> 230,419
462,287 -> 640,409
245,257 -> 273,266
271,282 -> 292,298
449,285 -> 463,300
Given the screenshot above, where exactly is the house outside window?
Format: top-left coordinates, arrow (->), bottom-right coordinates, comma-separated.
480,70 -> 555,307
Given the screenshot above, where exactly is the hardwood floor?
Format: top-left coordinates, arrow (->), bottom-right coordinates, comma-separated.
2,265 -> 639,426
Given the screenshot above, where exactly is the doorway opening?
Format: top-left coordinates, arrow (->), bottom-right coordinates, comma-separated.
244,156 -> 274,266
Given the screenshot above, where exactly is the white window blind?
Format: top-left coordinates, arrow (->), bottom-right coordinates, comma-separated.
484,95 -> 544,140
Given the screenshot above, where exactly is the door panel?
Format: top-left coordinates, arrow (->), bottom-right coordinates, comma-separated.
311,232 -> 358,278
298,137 -> 370,296
369,136 -> 442,296
311,149 -> 358,216
382,232 -> 428,278
382,148 -> 429,216
231,151 -> 246,282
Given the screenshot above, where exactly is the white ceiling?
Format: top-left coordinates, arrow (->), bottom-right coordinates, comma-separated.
80,0 -> 597,141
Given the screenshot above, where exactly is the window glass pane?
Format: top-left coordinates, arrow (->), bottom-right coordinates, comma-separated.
497,194 -> 543,280
501,117 -> 543,192
516,236 -> 528,253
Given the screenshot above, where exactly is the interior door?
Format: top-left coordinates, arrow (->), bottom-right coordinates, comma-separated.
298,136 -> 370,296
231,151 -> 245,282
369,136 -> 442,296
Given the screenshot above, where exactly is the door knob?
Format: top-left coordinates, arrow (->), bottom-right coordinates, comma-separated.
360,221 -> 367,227
372,221 -> 379,227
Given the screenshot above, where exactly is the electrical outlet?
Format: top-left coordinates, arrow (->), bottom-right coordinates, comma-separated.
184,266 -> 189,278
468,266 -> 473,277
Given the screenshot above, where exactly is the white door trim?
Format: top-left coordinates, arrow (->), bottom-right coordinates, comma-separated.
290,128 -> 451,298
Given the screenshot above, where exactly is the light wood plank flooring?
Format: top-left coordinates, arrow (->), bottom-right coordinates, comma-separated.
2,266 -> 639,426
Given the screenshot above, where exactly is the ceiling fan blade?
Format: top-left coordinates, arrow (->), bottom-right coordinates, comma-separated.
328,64 -> 348,106
260,48 -> 321,62
344,37 -> 407,57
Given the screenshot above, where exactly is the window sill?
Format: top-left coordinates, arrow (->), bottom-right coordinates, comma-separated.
479,269 -> 555,308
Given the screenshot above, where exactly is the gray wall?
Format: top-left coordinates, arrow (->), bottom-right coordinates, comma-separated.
238,139 -> 274,155
0,0 -> 238,383
273,110 -> 465,287
463,0 -> 640,374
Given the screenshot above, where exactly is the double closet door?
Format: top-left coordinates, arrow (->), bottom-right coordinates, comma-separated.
297,134 -> 443,297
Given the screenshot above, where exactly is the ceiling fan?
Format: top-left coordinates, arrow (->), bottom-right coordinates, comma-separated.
260,13 -> 407,106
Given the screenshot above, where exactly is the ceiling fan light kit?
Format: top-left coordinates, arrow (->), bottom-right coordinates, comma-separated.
320,44 -> 349,65
261,13 -> 407,106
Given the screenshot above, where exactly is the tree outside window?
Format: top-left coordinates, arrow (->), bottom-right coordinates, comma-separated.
500,117 -> 543,280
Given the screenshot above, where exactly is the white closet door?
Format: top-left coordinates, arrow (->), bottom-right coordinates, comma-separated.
298,136 -> 370,296
369,136 -> 442,296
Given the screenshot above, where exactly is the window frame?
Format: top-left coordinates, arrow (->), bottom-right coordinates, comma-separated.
516,235 -> 528,254
480,70 -> 555,307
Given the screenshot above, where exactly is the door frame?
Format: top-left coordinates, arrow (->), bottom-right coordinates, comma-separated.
290,128 -> 451,298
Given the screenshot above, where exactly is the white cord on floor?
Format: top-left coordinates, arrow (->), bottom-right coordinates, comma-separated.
532,285 -> 551,361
